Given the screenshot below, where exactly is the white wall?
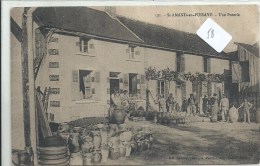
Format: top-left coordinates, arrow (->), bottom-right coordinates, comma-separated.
184,54 -> 203,74
37,33 -> 146,122
210,58 -> 229,74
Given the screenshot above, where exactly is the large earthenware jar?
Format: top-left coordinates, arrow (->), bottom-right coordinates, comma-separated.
82,136 -> 94,153
68,133 -> 80,153
82,152 -> 93,166
119,143 -> 126,157
93,150 -> 102,163
130,142 -> 138,154
229,106 -> 239,123
100,145 -> 109,162
69,152 -> 83,166
109,147 -> 120,160
111,109 -> 126,125
125,143 -> 131,156
92,131 -> 101,150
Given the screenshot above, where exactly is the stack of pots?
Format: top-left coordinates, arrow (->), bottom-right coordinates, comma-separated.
80,130 -> 102,165
37,145 -> 69,166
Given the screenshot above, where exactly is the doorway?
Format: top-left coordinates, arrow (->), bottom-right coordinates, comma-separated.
110,79 -> 119,95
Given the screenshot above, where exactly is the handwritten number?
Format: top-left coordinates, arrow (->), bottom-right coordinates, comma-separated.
207,28 -> 214,39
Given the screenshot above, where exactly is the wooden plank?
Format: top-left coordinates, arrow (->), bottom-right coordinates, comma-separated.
36,93 -> 52,138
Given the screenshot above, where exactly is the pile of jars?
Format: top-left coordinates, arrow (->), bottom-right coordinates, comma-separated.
57,122 -> 153,165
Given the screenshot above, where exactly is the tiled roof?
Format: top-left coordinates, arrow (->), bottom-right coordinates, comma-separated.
235,42 -> 260,57
33,7 -> 143,43
117,16 -> 230,59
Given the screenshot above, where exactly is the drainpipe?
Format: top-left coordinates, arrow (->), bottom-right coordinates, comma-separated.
22,7 -> 37,165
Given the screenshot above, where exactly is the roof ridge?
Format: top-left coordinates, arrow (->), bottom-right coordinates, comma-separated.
117,15 -> 196,36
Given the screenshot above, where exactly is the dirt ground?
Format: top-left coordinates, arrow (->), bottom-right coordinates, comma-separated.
100,120 -> 260,165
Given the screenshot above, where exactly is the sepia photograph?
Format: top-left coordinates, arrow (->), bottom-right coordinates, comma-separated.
7,3 -> 260,165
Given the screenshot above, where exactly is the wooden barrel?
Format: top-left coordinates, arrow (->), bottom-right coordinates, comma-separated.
37,146 -> 69,166
256,108 -> 260,124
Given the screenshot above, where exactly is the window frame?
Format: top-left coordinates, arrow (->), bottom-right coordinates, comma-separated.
80,38 -> 89,53
129,46 -> 135,59
157,80 -> 165,98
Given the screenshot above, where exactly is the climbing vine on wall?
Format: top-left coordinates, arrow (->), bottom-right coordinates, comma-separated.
145,66 -> 226,85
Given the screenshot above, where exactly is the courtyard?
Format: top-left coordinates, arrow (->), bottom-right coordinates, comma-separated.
102,120 -> 260,165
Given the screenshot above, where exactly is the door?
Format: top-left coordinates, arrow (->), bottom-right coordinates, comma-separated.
110,79 -> 119,95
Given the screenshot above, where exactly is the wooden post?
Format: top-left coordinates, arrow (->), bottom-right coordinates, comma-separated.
21,7 -> 37,165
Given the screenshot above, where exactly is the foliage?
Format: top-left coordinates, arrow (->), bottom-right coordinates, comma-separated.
145,66 -> 226,85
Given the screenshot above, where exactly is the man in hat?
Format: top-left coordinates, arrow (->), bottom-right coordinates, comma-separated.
188,94 -> 197,116
166,93 -> 176,113
111,88 -> 121,109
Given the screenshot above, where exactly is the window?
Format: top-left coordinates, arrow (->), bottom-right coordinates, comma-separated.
79,70 -> 93,99
240,61 -> 250,82
203,57 -> 208,72
176,53 -> 181,72
129,46 -> 135,59
157,80 -> 165,98
80,38 -> 89,53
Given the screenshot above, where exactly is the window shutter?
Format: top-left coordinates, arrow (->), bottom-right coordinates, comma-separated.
180,55 -> 185,72
207,58 -> 211,73
71,70 -> 80,101
135,51 -> 140,55
231,61 -> 241,83
126,48 -> 130,54
137,74 -> 141,94
89,43 -> 95,49
123,73 -> 129,92
140,74 -> 146,100
119,73 -> 124,93
94,71 -> 101,100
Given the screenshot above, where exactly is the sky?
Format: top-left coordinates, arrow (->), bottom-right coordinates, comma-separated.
92,5 -> 259,52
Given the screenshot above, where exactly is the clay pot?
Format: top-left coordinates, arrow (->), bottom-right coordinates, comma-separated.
70,153 -> 83,166
92,131 -> 101,150
82,137 -> 94,153
12,150 -> 31,166
93,150 -> 102,163
109,147 -> 120,160
119,143 -> 126,157
68,133 -> 80,153
100,131 -> 108,145
229,106 -> 239,123
100,146 -> 109,162
111,109 -> 126,124
73,127 -> 81,133
58,123 -> 70,132
108,136 -> 120,147
119,131 -> 132,142
125,143 -> 131,157
130,142 -> 138,154
82,153 -> 93,166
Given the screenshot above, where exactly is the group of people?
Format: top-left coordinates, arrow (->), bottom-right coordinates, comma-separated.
202,93 -> 253,123
155,92 -> 253,123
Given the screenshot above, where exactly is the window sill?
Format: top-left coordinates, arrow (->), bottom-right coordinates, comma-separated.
75,100 -> 98,104
76,52 -> 96,57
126,59 -> 141,62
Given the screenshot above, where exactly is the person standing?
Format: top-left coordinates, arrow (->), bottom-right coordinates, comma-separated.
210,93 -> 219,122
111,88 -> 122,109
202,95 -> 209,116
220,94 -> 229,122
188,94 -> 197,116
166,93 -> 176,113
238,98 -> 253,123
